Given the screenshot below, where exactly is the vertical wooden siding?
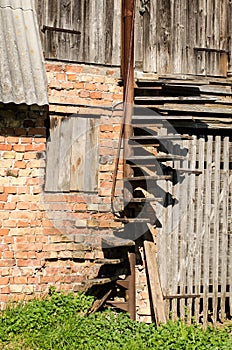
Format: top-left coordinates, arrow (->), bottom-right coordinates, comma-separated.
36,0 -> 121,65
143,0 -> 230,76
156,133 -> 232,325
35,0 -> 231,76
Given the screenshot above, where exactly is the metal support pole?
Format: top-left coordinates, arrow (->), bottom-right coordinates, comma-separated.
122,0 -> 135,201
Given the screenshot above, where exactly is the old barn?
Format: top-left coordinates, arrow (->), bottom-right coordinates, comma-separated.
0,0 -> 231,324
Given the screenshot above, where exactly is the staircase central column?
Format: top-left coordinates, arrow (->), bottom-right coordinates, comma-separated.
122,0 -> 135,203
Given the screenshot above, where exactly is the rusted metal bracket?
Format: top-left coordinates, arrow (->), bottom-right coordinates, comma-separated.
194,47 -> 230,54
41,25 -> 81,35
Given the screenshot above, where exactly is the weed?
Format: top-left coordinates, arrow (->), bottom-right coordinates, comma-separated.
0,289 -> 232,349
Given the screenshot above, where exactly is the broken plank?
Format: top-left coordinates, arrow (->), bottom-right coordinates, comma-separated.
144,240 -> 167,325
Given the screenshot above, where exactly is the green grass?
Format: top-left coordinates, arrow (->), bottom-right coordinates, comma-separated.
0,288 -> 232,349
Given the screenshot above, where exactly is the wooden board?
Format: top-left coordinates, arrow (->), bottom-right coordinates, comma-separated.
144,240 -> 167,325
45,115 -> 99,192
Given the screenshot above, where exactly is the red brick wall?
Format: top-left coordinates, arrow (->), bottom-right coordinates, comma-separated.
0,62 -> 151,321
0,62 -> 125,306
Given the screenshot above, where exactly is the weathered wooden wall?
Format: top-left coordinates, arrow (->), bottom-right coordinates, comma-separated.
35,0 -> 121,65
142,0 -> 231,77
35,0 -> 231,77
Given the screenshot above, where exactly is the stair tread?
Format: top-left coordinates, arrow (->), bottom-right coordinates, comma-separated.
82,276 -> 119,285
126,155 -> 186,162
106,300 -> 129,312
115,217 -> 150,223
132,124 -> 162,128
129,135 -> 192,141
124,175 -> 171,181
132,115 -> 193,121
129,197 -> 163,203
95,258 -> 124,265
102,236 -> 135,247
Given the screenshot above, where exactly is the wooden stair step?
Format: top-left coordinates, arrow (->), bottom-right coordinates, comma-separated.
114,217 -> 150,223
126,155 -> 186,164
81,276 -> 119,286
172,168 -> 202,175
132,115 -> 193,122
102,236 -> 135,248
132,124 -> 163,128
95,258 -> 124,265
135,86 -> 163,90
116,278 -> 129,289
128,197 -> 163,203
106,301 -> 129,312
130,143 -> 160,147
124,175 -> 171,181
129,135 -> 192,142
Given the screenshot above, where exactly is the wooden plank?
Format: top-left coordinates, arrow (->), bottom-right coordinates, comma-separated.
45,116 -> 61,191
70,117 -> 87,191
178,139 -> 189,320
143,0 -> 157,72
186,0 -> 197,75
90,289 -> 112,314
195,0 -> 206,75
229,142 -> 232,316
180,0 -> 188,74
212,136 -> 221,324
84,118 -> 99,191
58,117 -> 73,191
186,136 -> 197,324
165,133 -> 174,318
170,139 -> 183,321
202,135 -> 211,326
144,240 -> 167,325
156,0 -> 172,74
194,137 -> 205,323
134,0 -> 143,68
157,104 -> 232,115
220,136 -> 230,322
112,0 -> 121,66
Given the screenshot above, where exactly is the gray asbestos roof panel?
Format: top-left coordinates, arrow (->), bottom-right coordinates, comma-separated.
0,0 -> 48,106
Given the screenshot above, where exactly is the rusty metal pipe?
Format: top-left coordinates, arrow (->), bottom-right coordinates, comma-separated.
123,0 -> 135,203
111,0 -> 135,214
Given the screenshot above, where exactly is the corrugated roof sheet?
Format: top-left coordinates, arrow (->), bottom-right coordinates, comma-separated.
0,0 -> 48,106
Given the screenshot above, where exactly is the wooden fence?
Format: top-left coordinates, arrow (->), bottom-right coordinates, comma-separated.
156,133 -> 232,325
